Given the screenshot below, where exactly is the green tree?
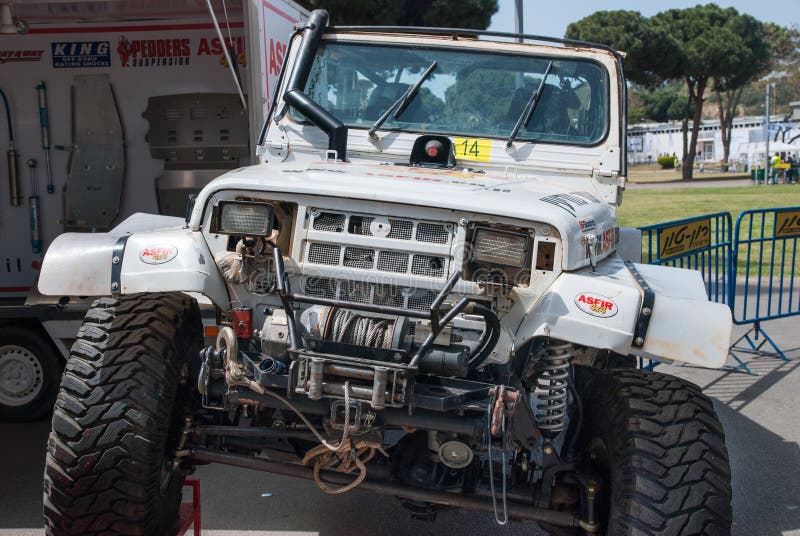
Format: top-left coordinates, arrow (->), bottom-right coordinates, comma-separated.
296,0 -> 498,29
653,4 -> 762,179
711,14 -> 770,164
639,86 -> 687,123
565,11 -> 680,86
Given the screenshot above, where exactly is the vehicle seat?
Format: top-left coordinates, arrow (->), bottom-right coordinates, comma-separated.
364,82 -> 429,123
504,85 -> 575,137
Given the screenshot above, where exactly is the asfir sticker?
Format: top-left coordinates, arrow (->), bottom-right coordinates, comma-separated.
138,245 -> 178,265
575,292 -> 617,318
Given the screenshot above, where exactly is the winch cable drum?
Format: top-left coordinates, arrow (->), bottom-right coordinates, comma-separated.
301,303 -> 501,371
329,308 -> 395,349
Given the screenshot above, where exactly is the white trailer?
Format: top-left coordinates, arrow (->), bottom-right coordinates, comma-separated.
0,0 -> 308,420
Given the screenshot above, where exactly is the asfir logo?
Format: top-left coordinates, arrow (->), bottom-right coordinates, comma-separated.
138,245 -> 178,265
575,292 -> 617,318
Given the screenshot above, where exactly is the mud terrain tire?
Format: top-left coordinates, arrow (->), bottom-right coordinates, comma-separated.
43,293 -> 202,536
578,367 -> 732,535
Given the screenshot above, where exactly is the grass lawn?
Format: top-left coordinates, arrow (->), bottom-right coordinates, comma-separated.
618,185 -> 800,277
618,184 -> 800,228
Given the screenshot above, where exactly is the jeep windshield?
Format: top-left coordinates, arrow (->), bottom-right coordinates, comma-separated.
294,41 -> 609,146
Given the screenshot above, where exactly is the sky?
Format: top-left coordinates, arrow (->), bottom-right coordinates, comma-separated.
488,0 -> 799,38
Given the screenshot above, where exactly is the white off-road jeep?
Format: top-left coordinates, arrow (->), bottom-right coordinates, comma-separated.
39,11 -> 733,535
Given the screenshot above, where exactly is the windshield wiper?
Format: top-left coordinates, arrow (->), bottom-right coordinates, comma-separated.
505,61 -> 554,149
368,61 -> 437,140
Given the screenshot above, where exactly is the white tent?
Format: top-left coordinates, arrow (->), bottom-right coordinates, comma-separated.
735,141 -> 799,169
737,141 -> 800,157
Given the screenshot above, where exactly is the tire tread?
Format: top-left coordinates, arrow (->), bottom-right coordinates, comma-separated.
601,369 -> 733,536
43,292 -> 200,536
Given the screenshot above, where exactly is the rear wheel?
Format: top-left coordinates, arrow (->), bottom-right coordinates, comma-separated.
0,326 -> 62,422
43,293 -> 202,536
575,367 -> 732,535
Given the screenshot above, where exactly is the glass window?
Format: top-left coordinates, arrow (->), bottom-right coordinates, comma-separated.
294,41 -> 609,146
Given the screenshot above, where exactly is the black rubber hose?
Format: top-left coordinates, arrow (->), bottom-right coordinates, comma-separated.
0,88 -> 13,143
467,303 -> 501,371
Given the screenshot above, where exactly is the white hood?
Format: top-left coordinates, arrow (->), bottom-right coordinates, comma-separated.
190,160 -> 618,270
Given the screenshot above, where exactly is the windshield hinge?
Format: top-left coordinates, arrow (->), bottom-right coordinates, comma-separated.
592,168 -> 617,178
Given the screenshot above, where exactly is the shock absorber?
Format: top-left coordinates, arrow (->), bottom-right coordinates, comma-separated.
536,340 -> 573,439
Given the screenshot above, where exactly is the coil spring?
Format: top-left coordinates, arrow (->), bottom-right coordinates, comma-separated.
536,341 -> 573,439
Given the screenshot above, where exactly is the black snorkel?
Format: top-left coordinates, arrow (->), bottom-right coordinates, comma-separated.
282,10 -> 348,161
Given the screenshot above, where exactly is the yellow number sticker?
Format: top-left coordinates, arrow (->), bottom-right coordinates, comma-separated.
453,137 -> 492,163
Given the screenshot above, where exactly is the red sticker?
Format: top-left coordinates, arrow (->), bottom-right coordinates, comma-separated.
575,292 -> 617,318
138,245 -> 178,265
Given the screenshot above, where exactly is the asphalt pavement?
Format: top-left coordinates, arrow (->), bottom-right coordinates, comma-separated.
1,318 -> 798,535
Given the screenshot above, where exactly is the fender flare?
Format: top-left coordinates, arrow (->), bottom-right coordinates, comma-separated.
512,257 -> 731,368
38,214 -> 229,307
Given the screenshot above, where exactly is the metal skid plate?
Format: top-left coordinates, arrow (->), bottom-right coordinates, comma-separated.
143,93 -> 249,216
64,74 -> 125,231
143,93 -> 249,165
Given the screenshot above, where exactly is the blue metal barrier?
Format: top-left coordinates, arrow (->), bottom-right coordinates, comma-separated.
728,206 -> 800,367
638,212 -> 734,370
640,212 -> 733,304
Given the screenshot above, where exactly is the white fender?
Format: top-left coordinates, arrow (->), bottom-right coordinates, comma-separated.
512,257 -> 732,368
38,213 -> 229,307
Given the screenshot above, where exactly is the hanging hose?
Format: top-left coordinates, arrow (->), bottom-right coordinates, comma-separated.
0,88 -> 13,144
467,303 -> 501,371
328,308 -> 394,349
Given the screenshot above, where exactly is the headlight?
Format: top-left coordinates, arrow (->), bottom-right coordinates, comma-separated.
471,228 -> 529,267
214,201 -> 275,236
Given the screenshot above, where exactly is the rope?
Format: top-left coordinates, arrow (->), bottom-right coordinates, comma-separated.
329,309 -> 393,349
300,381 -> 388,494
222,335 -> 386,494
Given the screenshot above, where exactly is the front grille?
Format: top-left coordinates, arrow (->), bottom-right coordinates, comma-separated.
313,212 -> 346,232
307,243 -> 341,265
305,276 -> 337,299
411,255 -> 446,277
407,290 -> 437,311
343,247 -> 375,269
303,277 -> 437,311
377,251 -> 410,273
311,209 -> 451,244
349,215 -> 373,235
416,222 -> 449,244
306,210 -> 454,284
388,219 -> 413,240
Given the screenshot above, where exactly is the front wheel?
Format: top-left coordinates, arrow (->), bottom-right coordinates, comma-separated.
43,293 -> 202,536
575,367 -> 732,535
